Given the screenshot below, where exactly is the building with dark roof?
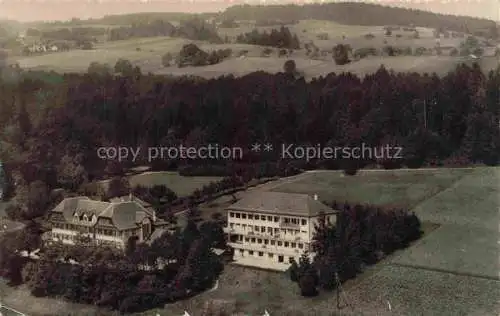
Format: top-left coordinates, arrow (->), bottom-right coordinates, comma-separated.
224,191 -> 338,271
47,194 -> 168,248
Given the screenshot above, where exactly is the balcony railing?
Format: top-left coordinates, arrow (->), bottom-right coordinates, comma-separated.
280,222 -> 300,229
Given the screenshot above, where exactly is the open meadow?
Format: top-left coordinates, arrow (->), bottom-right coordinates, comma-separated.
268,168 -> 475,209
99,171 -> 222,197
11,19 -> 498,79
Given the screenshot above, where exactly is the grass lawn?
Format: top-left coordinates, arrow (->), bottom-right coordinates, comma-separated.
100,171 -> 223,197
391,224 -> 500,279
269,168 -> 475,209
344,265 -> 500,316
410,167 -> 500,229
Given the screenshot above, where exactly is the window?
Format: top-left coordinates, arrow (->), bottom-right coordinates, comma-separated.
230,223 -> 234,228
268,253 -> 273,258
261,226 -> 265,233
230,212 -> 234,217
239,249 -> 244,254
242,213 -> 247,219
278,241 -> 283,246
267,227 -> 272,233
248,214 -> 253,220
289,257 -> 294,263
251,238 -> 256,243
267,216 -> 272,221
291,243 -> 296,248
271,240 -> 275,245
245,238 -> 249,242
255,225 -> 258,230
301,219 -> 307,225
264,239 -> 269,245
249,251 -> 254,255
258,252 -> 263,257
236,213 -> 240,218
285,242 -> 289,247
258,239 -> 262,244
239,235 -> 243,241
274,216 -> 279,222
298,243 -> 303,249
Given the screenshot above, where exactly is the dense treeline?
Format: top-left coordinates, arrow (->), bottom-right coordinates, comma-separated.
290,202 -> 422,296
0,214 -> 225,313
236,26 -> 300,49
0,63 -> 499,197
108,18 -> 221,43
222,3 -> 498,37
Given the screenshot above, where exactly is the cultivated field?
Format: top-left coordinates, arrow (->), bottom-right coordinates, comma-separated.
12,19 -> 498,79
99,171 -> 222,197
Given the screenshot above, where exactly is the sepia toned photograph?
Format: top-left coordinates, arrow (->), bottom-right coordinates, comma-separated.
0,0 -> 498,315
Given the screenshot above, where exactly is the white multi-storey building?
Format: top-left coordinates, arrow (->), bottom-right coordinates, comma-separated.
225,191 -> 338,271
47,194 -> 169,249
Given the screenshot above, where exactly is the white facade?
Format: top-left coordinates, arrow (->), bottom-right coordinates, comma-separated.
47,195 -> 158,249
225,203 -> 336,271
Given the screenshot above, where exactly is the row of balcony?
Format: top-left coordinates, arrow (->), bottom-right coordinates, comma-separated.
228,241 -> 307,256
224,227 -> 308,241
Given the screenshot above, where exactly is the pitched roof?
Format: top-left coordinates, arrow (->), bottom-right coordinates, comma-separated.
227,191 -> 337,217
51,196 -> 154,230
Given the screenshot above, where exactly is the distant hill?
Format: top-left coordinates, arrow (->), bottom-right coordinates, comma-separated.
220,3 -> 497,36
32,12 -> 218,27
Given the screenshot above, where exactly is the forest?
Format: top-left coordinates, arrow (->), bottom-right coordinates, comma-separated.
107,18 -> 222,43
222,3 -> 498,37
289,202 -> 422,296
235,26 -> 300,49
0,62 -> 498,197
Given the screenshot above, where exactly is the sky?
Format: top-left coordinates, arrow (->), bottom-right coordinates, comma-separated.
0,0 -> 498,22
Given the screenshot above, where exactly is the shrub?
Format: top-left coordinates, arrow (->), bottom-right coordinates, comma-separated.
177,43 -> 209,67
332,44 -> 350,65
261,48 -> 273,57
383,45 -> 395,56
414,47 -> 426,56
317,33 -> 329,40
237,49 -> 249,57
354,47 -> 378,59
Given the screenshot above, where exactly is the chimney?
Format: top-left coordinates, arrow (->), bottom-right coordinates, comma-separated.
152,209 -> 156,222
313,194 -> 318,201
129,192 -> 133,201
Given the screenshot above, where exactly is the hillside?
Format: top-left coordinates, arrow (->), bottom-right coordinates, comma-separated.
221,3 -> 498,37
